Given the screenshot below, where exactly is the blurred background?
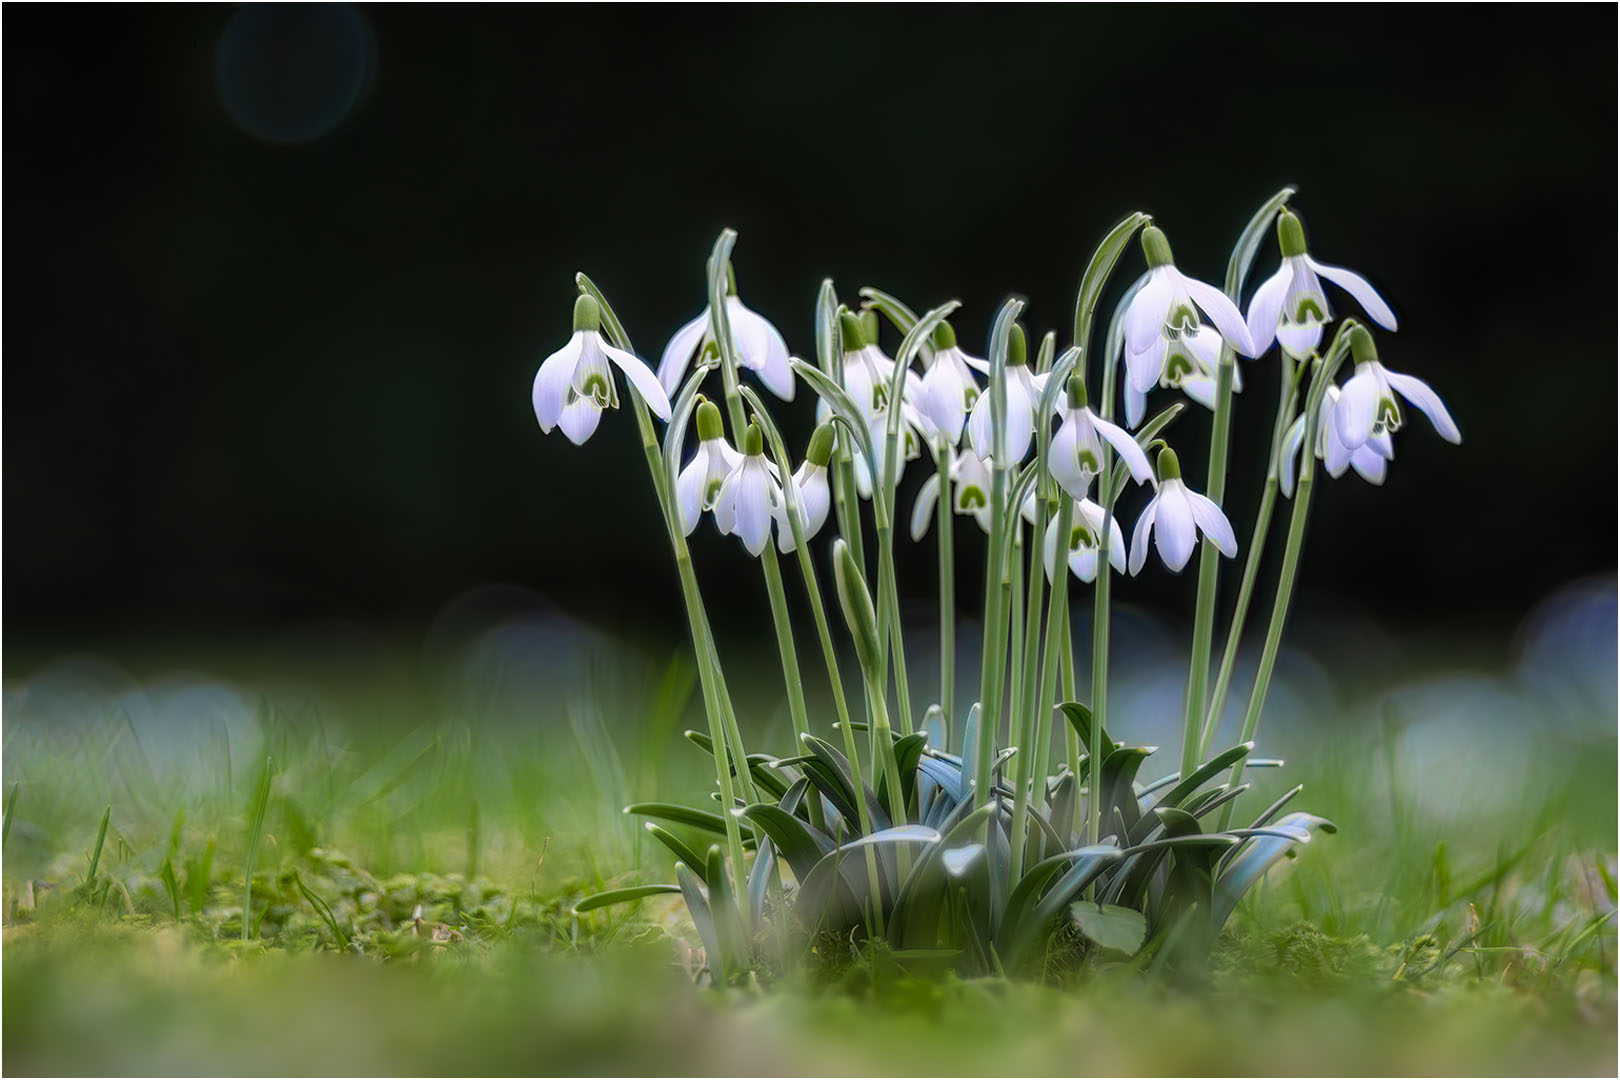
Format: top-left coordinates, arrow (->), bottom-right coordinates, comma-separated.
5,5 -> 1615,659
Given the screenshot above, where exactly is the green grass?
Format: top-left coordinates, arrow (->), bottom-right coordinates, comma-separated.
2,627 -> 1615,1075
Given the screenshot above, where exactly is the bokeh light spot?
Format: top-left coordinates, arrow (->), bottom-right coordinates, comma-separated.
217,3 -> 374,144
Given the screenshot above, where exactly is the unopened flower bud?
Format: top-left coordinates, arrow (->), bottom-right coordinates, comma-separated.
833,539 -> 883,676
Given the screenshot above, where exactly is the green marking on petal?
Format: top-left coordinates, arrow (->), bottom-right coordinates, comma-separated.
1375,396 -> 1403,434
704,478 -> 725,508
1163,352 -> 1196,385
1167,303 -> 1199,335
581,372 -> 612,407
963,386 -> 980,408
1077,448 -> 1101,474
958,485 -> 988,511
1292,295 -> 1326,323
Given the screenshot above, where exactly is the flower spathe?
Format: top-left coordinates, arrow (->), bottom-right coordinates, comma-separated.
676,399 -> 744,535
1129,448 -> 1239,575
1043,497 -> 1128,583
1122,226 -> 1258,409
657,275 -> 795,401
1050,375 -> 1153,500
533,295 -> 673,445
1327,327 -> 1461,458
1246,209 -> 1399,360
713,423 -> 786,557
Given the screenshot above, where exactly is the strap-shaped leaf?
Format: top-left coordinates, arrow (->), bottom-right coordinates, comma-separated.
858,286 -> 920,336
794,824 -> 942,931
802,734 -> 891,832
704,844 -> 748,975
675,861 -> 720,968
644,822 -> 709,882
1135,742 -> 1253,826
999,844 -> 1126,969
888,800 -> 997,946
1059,702 -> 1115,758
1100,745 -> 1157,835
572,883 -> 682,916
739,803 -> 833,882
625,801 -> 732,837
1211,812 -> 1336,929
876,732 -> 929,818
1071,211 -> 1152,371
747,836 -> 775,929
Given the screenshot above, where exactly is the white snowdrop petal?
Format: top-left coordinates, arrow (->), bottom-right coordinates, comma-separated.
1333,370 -> 1379,450
1154,485 -> 1198,571
602,339 -> 673,419
910,472 -> 941,542
1245,264 -> 1292,356
532,333 -> 585,431
1186,492 -> 1238,557
1306,257 -> 1399,331
1092,412 -> 1152,484
1179,272 -> 1257,357
1124,268 -> 1175,356
1129,497 -> 1158,576
1382,369 -> 1461,444
658,311 -> 710,398
557,398 -> 602,445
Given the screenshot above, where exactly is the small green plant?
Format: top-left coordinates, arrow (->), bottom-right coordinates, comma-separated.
538,191 -> 1459,982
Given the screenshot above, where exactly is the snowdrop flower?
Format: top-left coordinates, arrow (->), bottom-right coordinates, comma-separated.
966,324 -> 1050,464
916,320 -> 988,445
852,403 -> 932,499
533,295 -> 672,445
1246,209 -> 1398,359
1122,325 -> 1247,428
1129,448 -> 1238,575
774,424 -> 835,554
713,422 -> 786,557
1043,498 -> 1128,584
675,399 -> 743,535
1050,374 -> 1154,500
909,447 -> 994,540
1123,226 -> 1258,407
1327,326 -> 1461,460
836,311 -> 903,421
657,268 -> 794,401
1280,386 -> 1394,497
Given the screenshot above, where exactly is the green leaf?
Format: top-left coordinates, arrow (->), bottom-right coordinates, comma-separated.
801,735 -> 889,832
674,862 -> 720,965
1000,845 -> 1126,969
625,802 -> 733,838
739,803 -> 833,882
889,801 -> 997,946
572,883 -> 682,915
294,870 -> 351,948
3,784 -> 18,851
1100,745 -> 1157,835
705,844 -> 749,977
1211,811 -> 1336,929
878,732 -> 929,818
1071,901 -> 1147,955
747,837 -> 775,929
1058,702 -> 1115,758
795,825 -> 941,931
1138,742 -> 1252,823
643,822 -> 710,884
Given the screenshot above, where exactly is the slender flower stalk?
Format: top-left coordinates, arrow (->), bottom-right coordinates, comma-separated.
934,437 -> 956,744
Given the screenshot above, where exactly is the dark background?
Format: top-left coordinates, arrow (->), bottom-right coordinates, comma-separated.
5,5 -> 1615,652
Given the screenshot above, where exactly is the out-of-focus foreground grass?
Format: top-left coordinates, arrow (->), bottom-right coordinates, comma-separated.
3,581 -> 1615,1075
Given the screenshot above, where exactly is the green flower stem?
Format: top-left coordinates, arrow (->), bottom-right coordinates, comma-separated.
1008,531 -> 1025,759
1088,351 -> 1121,849
704,242 -> 813,772
1218,325 -> 1356,829
577,273 -> 748,882
1028,494 -> 1074,837
1059,611 -> 1082,840
1199,352 -> 1303,758
1009,491 -> 1056,884
935,439 -> 956,747
1180,352 -> 1235,779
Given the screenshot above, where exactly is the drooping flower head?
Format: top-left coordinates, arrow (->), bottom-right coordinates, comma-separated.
533,295 -> 672,445
713,421 -> 785,557
1050,374 -> 1154,500
909,447 -> 995,540
675,398 -> 743,535
965,323 -> 1050,465
1280,385 -> 1395,497
1246,209 -> 1399,359
1326,326 -> 1461,459
1122,226 -> 1258,411
657,264 -> 795,402
917,319 -> 988,445
1129,447 -> 1238,575
774,423 -> 836,554
1043,497 -> 1128,584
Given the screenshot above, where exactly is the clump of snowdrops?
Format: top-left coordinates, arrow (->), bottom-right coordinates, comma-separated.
535,190 -> 1460,983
